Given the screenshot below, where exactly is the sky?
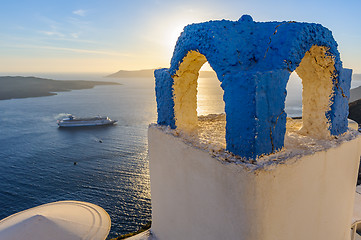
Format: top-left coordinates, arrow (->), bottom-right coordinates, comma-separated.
0,0 -> 360,74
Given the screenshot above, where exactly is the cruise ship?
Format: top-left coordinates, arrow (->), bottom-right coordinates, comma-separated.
57,115 -> 117,128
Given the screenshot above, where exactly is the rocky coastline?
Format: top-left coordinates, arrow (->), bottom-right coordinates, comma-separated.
0,76 -> 120,101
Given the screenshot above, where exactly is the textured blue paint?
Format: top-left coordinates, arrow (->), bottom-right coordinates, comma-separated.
154,68 -> 176,128
254,70 -> 290,155
327,67 -> 352,135
221,72 -> 257,157
154,15 -> 351,159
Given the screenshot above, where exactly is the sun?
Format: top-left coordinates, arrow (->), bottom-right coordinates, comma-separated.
166,24 -> 187,55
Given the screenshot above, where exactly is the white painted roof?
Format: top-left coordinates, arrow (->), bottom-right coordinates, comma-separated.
0,201 -> 111,240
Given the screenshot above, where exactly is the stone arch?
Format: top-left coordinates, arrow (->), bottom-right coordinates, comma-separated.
154,15 -> 352,159
295,45 -> 338,138
172,50 -> 207,133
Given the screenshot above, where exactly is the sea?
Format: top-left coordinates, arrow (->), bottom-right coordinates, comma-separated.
0,72 -> 360,238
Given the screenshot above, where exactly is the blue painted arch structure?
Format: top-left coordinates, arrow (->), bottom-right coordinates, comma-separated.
154,15 -> 352,159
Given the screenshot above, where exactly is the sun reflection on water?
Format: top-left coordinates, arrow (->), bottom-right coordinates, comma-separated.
197,76 -> 225,116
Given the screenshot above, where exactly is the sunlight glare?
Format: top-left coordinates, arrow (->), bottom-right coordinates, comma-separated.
197,65 -> 224,116
166,24 -> 186,54
285,71 -> 303,117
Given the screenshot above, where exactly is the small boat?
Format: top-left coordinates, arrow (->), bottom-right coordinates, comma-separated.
57,115 -> 117,128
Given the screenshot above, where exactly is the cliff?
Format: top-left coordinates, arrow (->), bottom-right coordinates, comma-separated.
0,76 -> 120,100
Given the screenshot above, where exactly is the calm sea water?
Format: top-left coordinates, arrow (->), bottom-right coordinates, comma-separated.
0,72 -> 359,238
0,75 -> 155,239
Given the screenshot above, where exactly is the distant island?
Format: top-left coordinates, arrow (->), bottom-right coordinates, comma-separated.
350,85 -> 361,103
107,69 -> 217,78
349,81 -> 361,124
108,69 -> 361,81
0,76 -> 120,101
354,73 -> 361,80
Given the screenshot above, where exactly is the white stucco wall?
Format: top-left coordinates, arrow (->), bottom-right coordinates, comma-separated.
148,126 -> 361,240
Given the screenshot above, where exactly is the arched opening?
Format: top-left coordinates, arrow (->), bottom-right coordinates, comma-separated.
197,62 -> 224,116
294,45 -> 336,138
285,45 -> 337,143
197,62 -> 226,149
172,51 -> 226,148
172,50 -> 207,133
285,71 -> 302,118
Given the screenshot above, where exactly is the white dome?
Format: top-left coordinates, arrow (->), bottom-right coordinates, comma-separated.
0,201 -> 111,240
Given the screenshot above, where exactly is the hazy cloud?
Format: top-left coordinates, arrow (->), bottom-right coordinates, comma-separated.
10,44 -> 131,57
40,30 -> 65,38
71,32 -> 80,38
43,46 -> 130,56
73,9 -> 86,17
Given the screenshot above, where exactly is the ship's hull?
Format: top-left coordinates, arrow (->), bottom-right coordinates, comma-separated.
58,118 -> 117,128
